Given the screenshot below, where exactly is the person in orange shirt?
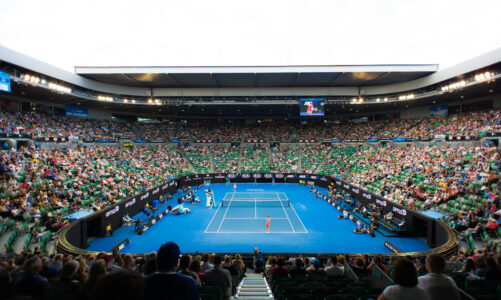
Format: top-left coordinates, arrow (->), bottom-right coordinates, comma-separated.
266,216 -> 271,233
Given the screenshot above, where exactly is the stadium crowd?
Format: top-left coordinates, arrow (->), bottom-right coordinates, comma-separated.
0,241 -> 499,300
0,145 -> 191,230
2,109 -> 501,142
1,107 -> 501,299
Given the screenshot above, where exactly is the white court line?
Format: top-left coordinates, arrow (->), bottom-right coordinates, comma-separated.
231,192 -> 279,194
254,198 -> 257,219
224,217 -> 289,220
282,192 -> 308,233
204,202 -> 224,233
209,231 -> 307,234
225,199 -> 285,201
277,192 -> 295,233
217,191 -> 234,233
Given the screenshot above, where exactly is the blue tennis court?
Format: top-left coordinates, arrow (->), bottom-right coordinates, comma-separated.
86,183 -> 431,254
205,191 -> 307,233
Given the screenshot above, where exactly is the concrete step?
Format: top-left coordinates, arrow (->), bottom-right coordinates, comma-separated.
238,289 -> 270,293
238,286 -> 266,290
233,296 -> 274,300
237,291 -> 272,296
239,284 -> 268,288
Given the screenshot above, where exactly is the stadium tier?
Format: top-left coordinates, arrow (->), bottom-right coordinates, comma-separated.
1,44 -> 501,300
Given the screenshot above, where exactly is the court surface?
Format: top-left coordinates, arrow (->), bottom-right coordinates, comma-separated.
205,191 -> 307,233
86,183 -> 431,254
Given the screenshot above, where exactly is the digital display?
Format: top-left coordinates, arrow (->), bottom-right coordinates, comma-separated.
66,105 -> 88,118
300,98 -> 324,116
0,71 -> 11,93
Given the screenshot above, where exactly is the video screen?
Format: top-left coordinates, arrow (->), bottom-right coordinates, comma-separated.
0,71 -> 11,93
300,98 -> 324,116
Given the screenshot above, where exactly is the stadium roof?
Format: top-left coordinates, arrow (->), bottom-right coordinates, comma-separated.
74,46 -> 438,88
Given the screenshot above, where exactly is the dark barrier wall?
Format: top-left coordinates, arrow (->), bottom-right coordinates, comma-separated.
62,173 -> 454,255
178,173 -> 330,187
332,177 -> 441,247
64,179 -> 178,248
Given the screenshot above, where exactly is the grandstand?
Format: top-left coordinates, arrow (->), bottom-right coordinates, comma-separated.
1,16 -> 501,300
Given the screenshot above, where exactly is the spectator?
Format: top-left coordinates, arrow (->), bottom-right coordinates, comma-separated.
205,255 -> 232,299
307,258 -> 326,279
484,257 -> 501,280
201,252 -> 213,273
417,254 -> 460,300
40,256 -> 58,279
378,258 -> 429,300
325,256 -> 343,277
81,259 -> 106,298
144,241 -> 199,300
270,257 -> 288,280
95,270 -> 144,300
50,260 -> 81,297
12,256 -> 50,300
289,258 -> 307,279
179,254 -> 201,287
352,257 -> 368,278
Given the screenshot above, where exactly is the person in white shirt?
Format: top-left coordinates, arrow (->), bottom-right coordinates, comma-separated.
378,258 -> 429,300
417,254 -> 460,300
325,256 -> 344,277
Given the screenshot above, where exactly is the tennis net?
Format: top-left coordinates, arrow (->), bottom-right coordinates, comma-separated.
221,199 -> 290,207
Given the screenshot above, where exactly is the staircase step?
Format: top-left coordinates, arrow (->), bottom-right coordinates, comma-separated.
237,291 -> 271,296
238,288 -> 270,293
234,296 -> 274,300
239,284 -> 268,288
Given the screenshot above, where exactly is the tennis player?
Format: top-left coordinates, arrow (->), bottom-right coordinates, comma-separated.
233,182 -> 237,192
266,216 -> 271,233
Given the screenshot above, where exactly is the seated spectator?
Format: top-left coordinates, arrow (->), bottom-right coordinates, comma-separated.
484,257 -> 501,281
307,259 -> 326,279
417,254 -> 460,300
325,256 -> 343,277
378,258 -> 429,300
50,260 -> 81,297
40,257 -> 58,279
12,256 -> 50,300
81,259 -> 107,298
204,255 -> 232,299
368,255 -> 386,274
95,270 -> 144,300
270,257 -> 288,280
200,252 -> 213,273
178,254 -> 201,287
288,258 -> 307,279
144,242 -> 199,300
352,257 -> 368,278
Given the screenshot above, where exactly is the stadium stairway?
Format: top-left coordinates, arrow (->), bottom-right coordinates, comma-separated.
235,273 -> 274,300
314,147 -> 334,174
209,147 -> 215,173
237,145 -> 244,173
297,146 -> 304,171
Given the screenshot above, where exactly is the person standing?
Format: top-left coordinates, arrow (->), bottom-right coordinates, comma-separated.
266,216 -> 271,233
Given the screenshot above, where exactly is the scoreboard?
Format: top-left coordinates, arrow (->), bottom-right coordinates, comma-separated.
300,98 -> 324,116
0,71 -> 11,93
